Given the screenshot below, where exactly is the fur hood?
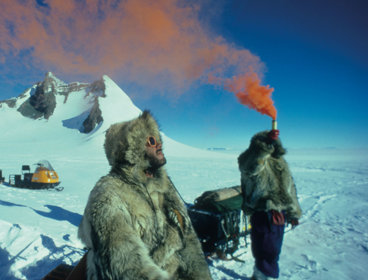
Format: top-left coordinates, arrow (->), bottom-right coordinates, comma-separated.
105,110 -> 162,171
247,130 -> 286,159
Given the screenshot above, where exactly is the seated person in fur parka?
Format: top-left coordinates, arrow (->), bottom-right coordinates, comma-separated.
78,111 -> 212,280
238,130 -> 302,280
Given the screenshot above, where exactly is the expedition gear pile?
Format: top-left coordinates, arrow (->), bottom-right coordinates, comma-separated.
188,185 -> 250,260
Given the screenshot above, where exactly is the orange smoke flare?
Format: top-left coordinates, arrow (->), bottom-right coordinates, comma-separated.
0,0 -> 263,98
225,72 -> 277,120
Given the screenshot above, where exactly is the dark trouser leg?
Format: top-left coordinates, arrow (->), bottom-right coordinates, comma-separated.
250,211 -> 285,278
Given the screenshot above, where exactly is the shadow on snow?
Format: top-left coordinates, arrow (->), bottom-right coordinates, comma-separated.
0,199 -> 82,227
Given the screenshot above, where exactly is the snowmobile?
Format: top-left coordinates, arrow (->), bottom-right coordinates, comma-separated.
7,160 -> 62,191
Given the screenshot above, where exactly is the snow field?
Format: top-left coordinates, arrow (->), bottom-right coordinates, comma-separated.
1,74 -> 367,279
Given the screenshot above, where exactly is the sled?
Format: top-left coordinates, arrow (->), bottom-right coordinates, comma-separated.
42,253 -> 87,280
5,160 -> 63,191
187,185 -> 250,260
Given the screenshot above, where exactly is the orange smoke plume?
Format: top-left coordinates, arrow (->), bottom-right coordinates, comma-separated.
0,0 -> 263,98
225,72 -> 277,119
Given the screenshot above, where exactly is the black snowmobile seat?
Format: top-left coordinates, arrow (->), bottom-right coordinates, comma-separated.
22,165 -> 31,174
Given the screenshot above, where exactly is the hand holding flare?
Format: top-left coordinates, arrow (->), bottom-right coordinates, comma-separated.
269,120 -> 279,140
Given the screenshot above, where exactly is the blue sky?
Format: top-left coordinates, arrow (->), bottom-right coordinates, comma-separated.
136,0 -> 368,149
1,0 -> 367,150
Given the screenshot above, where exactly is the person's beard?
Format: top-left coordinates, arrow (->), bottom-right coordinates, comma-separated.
146,153 -> 167,170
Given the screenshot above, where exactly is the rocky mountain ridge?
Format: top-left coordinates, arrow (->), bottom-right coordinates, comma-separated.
1,72 -> 109,133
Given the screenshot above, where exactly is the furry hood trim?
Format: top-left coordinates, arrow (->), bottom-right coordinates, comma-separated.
249,130 -> 286,158
104,110 -> 162,170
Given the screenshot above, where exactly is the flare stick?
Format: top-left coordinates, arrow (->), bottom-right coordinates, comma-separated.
272,119 -> 277,130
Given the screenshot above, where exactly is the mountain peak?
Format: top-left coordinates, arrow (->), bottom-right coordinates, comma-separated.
102,74 -> 112,82
44,72 -> 66,87
3,73 -> 140,135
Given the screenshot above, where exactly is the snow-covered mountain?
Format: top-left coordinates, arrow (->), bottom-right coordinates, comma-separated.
1,72 -> 140,130
0,72 -> 143,146
0,72 -> 217,160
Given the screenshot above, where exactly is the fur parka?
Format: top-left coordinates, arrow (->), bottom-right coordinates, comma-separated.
78,111 -> 212,280
238,131 -> 302,222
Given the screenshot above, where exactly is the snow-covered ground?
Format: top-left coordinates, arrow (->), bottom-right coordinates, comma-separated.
1,74 -> 367,279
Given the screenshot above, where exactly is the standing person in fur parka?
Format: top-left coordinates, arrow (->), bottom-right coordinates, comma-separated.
78,111 -> 212,280
238,130 -> 302,280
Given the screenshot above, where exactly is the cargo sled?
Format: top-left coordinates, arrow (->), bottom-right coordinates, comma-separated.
42,254 -> 87,280
187,185 -> 250,260
7,160 -> 62,191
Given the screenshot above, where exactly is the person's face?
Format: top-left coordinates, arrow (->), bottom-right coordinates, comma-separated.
145,136 -> 166,169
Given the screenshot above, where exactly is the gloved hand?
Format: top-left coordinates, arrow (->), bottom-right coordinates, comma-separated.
289,219 -> 299,229
268,129 -> 280,140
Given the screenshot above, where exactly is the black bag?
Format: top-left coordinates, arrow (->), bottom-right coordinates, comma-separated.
187,186 -> 248,258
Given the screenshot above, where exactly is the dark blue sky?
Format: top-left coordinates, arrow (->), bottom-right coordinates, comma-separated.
1,0 -> 367,149
133,0 -> 368,149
